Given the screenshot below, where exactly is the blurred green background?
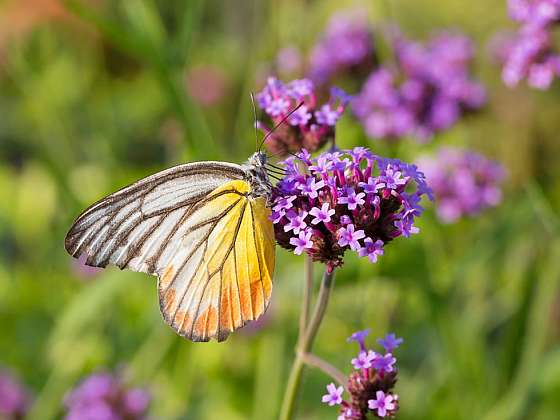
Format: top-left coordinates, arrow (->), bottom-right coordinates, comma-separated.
1,0 -> 560,419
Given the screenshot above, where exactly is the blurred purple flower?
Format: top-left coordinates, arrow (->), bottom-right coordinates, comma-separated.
353,31 -> 485,142
0,369 -> 31,419
270,148 -> 432,271
500,25 -> 560,89
494,1 -> 560,89
72,253 -> 102,280
256,77 -> 349,156
185,65 -> 228,106
276,46 -> 303,76
508,0 -> 560,27
64,372 -> 150,420
322,331 -> 401,419
417,147 -> 506,223
308,10 -> 376,84
377,333 -> 404,353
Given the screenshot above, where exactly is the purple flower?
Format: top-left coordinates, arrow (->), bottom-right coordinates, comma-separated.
323,331 -> 401,419
283,210 -> 308,234
298,177 -> 325,198
358,238 -> 384,263
347,329 -> 371,352
351,351 -> 377,369
309,203 -> 335,225
495,2 -> 560,89
353,30 -> 485,142
308,9 -> 376,84
372,353 -> 397,374
337,224 -> 365,251
289,230 -> 313,255
273,195 -> 296,212
0,370 -> 31,418
338,407 -> 358,420
377,333 -> 404,352
315,104 -> 341,126
394,218 -> 420,237
368,391 -> 397,417
417,147 -> 505,223
64,372 -> 150,420
271,148 -> 431,269
322,383 -> 344,406
256,77 -> 349,156
338,188 -> 366,210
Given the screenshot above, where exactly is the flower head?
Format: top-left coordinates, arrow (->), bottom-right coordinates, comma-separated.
256,77 -> 349,157
271,148 -> 431,270
0,369 -> 31,419
417,147 -> 505,223
64,372 -> 150,419
308,10 -> 376,84
353,31 -> 485,142
322,331 -> 401,419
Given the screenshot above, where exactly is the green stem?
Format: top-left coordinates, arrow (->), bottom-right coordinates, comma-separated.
302,353 -> 347,386
298,255 -> 314,345
279,268 -> 336,420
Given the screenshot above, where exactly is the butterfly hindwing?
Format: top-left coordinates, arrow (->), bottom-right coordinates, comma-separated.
158,180 -> 275,342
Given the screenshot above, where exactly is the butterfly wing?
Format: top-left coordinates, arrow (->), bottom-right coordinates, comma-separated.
158,180 -> 275,342
65,161 -> 245,271
65,162 -> 275,342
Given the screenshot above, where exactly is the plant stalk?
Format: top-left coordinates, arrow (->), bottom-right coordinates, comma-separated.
278,268 -> 336,420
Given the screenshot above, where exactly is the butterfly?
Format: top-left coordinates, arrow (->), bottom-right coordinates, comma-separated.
65,151 -> 277,342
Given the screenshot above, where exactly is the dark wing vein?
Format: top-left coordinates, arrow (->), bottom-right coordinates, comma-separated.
187,200 -> 249,339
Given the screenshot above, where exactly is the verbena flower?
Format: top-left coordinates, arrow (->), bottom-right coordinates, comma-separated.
308,10 -> 376,85
322,330 -> 403,419
508,0 -> 560,27
256,77 -> 350,156
496,1 -> 560,89
353,31 -> 485,142
417,147 -> 505,223
64,372 -> 150,420
0,369 -> 31,419
271,148 -> 432,271
501,23 -> 560,89
276,46 -> 303,77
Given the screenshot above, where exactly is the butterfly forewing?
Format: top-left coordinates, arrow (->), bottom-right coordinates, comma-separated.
65,162 -> 275,342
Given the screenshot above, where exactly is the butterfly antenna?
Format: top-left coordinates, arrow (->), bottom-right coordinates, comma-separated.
258,101 -> 304,151
250,92 -> 259,151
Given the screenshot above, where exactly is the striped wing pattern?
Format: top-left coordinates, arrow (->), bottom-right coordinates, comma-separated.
65,163 -> 275,341
159,180 -> 275,342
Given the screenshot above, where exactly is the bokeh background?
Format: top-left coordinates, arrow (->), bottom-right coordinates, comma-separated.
1,0 -> 560,419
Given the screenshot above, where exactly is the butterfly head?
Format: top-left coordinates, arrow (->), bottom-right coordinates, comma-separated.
244,151 -> 272,201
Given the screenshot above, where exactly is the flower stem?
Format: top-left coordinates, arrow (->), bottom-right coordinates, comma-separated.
279,268 -> 336,420
301,353 -> 347,386
298,255 -> 314,345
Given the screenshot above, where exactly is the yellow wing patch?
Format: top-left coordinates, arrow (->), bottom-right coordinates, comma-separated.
158,180 -> 275,342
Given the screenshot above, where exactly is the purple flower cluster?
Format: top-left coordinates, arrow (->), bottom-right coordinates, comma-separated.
271,148 -> 432,271
352,32 -> 485,142
322,330 -> 402,419
0,370 -> 31,419
417,147 -> 505,223
256,77 -> 350,156
308,10 -> 376,85
500,0 -> 560,89
64,372 -> 150,420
